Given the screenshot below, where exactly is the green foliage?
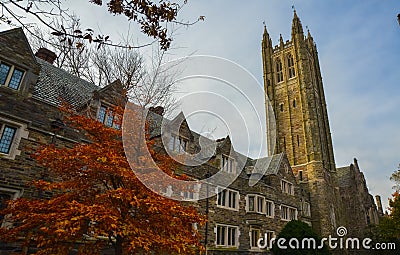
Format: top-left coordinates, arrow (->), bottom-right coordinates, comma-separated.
377,192 -> 400,243
390,164 -> 400,191
376,166 -> 400,244
272,220 -> 330,255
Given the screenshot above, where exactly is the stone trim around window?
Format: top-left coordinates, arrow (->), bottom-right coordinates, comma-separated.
281,179 -> 294,195
220,154 -> 236,174
280,204 -> 298,221
245,194 -> 275,218
0,117 -> 29,160
214,223 -> 240,248
216,187 -> 240,211
0,187 -> 23,228
97,105 -> 121,130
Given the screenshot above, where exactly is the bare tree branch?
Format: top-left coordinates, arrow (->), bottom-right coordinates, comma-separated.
0,0 -> 204,50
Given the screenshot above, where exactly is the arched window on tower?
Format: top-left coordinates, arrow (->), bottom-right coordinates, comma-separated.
287,54 -> 296,79
276,58 -> 283,83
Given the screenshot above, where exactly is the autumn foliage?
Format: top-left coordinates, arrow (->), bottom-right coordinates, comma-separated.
377,191 -> 400,243
0,106 -> 205,255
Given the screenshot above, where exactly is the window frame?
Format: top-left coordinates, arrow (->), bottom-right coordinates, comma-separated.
0,187 -> 22,228
302,201 -> 311,217
246,194 -> 274,217
221,154 -> 236,174
216,187 -> 239,211
0,118 -> 28,160
8,68 -> 24,90
168,134 -> 188,153
0,61 -> 25,90
0,125 -> 17,154
250,227 -> 261,249
281,179 -> 294,195
265,200 -> 274,218
280,204 -> 298,221
275,58 -> 284,83
215,224 -> 239,248
0,62 -> 11,85
264,230 -> 275,250
97,105 -> 121,130
287,54 -> 296,79
180,182 -> 200,201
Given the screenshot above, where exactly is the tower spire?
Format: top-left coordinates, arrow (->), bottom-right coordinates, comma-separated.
291,9 -> 304,36
263,21 -> 269,37
307,27 -> 313,41
262,21 -> 272,48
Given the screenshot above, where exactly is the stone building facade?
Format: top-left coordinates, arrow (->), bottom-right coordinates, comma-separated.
0,11 -> 379,255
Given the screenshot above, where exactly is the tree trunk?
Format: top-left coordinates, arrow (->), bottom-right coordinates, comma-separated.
115,235 -> 123,255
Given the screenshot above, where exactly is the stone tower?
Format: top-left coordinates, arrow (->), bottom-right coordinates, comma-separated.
262,11 -> 343,236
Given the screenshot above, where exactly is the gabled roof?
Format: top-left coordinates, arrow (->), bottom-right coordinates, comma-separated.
97,79 -> 126,106
33,58 -> 99,107
99,79 -> 124,94
170,111 -> 191,134
337,165 -> 354,188
246,153 -> 284,176
0,28 -> 39,71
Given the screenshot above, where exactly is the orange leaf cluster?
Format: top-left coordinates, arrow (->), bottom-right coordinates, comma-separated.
0,106 -> 205,255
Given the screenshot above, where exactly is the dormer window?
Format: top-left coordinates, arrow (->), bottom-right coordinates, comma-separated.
0,62 -> 25,90
105,110 -> 114,127
281,180 -> 294,195
97,106 -> 106,123
97,105 -> 120,130
169,134 -> 187,153
221,155 -> 235,174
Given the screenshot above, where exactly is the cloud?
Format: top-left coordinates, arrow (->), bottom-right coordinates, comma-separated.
21,0 -> 400,210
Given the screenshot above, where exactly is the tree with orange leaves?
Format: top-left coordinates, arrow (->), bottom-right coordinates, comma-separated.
0,105 -> 205,255
376,168 -> 400,250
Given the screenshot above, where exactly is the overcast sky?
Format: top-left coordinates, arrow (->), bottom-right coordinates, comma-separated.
47,0 -> 400,210
173,1 -> 400,212
4,0 -> 400,210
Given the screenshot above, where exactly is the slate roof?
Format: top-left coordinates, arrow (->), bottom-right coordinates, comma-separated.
147,108 -> 286,177
246,153 -> 284,176
33,58 -> 99,107
336,166 -> 353,187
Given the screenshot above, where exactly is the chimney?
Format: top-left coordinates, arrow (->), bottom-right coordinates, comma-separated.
35,48 -> 57,64
375,195 -> 384,217
149,106 -> 164,116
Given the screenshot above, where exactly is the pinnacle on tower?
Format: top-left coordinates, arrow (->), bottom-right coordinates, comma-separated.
307,28 -> 312,39
262,22 -> 272,48
291,10 -> 304,36
262,23 -> 269,40
279,33 -> 284,48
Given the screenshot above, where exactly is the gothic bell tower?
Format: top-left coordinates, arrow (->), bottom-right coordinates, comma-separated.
262,11 -> 343,236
